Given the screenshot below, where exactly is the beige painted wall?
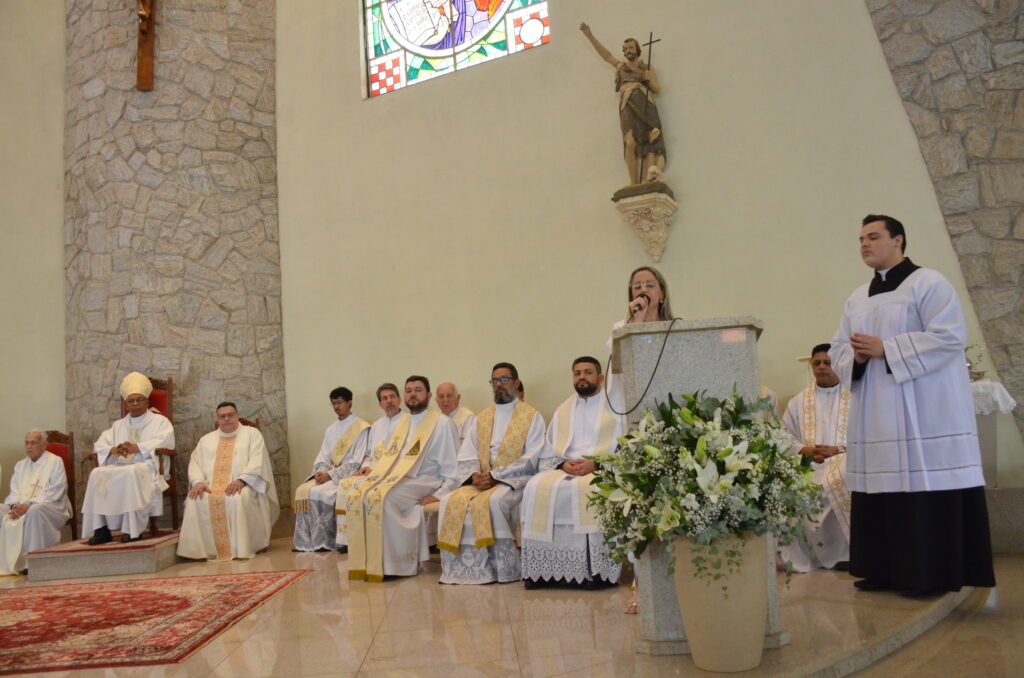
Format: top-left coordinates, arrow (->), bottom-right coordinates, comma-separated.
0,1 -> 66,479
284,0 -> 1021,493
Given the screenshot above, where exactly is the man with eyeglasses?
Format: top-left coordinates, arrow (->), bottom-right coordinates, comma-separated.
81,372 -> 175,544
438,362 -> 547,584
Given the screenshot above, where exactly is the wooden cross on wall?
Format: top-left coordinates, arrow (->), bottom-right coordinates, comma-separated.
137,0 -> 155,91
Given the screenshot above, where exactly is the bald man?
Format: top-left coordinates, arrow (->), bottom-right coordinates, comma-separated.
436,382 -> 475,444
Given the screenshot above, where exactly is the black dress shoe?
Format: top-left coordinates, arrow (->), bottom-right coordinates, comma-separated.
315,547 -> 332,552
580,578 -> 617,590
19,569 -> 27,576
336,546 -> 348,554
523,578 -> 546,590
120,533 -> 138,543
88,526 -> 113,545
833,561 -> 850,571
853,578 -> 891,591
901,588 -> 942,598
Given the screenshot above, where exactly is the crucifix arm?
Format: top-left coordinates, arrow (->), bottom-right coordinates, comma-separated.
579,22 -> 618,67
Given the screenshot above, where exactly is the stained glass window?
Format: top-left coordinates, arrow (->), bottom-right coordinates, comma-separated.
362,0 -> 551,99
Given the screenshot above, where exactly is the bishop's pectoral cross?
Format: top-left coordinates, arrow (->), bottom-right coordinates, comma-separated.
137,0 -> 155,91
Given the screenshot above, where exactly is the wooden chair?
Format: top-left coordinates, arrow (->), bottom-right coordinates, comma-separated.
45,430 -> 77,540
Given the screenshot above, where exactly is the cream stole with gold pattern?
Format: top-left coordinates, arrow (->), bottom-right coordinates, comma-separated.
437,401 -> 536,553
293,418 -> 370,513
803,386 -> 853,538
526,397 -> 618,541
208,435 -> 237,562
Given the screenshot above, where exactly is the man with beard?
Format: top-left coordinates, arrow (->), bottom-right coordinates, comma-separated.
342,376 -> 460,581
520,357 -> 624,588
437,362 -> 546,584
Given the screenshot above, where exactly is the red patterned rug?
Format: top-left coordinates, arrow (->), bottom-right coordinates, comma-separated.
0,570 -> 308,675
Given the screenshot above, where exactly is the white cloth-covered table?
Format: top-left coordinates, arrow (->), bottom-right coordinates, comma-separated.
971,380 -> 1018,415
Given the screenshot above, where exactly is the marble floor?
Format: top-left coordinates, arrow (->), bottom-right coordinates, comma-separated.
2,541 -> 1020,677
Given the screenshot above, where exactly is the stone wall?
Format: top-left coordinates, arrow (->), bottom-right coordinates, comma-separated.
63,0 -> 287,515
868,0 -> 1024,437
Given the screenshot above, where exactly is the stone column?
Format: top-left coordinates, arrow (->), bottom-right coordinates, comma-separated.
63,0 -> 288,517
866,0 -> 1024,440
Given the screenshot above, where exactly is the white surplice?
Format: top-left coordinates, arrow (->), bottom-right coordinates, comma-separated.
81,411 -> 174,539
438,401 -> 547,584
0,451 -> 71,574
293,414 -> 371,552
830,268 -> 984,493
177,425 -> 279,560
335,412 -> 404,547
779,384 -> 851,571
521,393 -> 624,584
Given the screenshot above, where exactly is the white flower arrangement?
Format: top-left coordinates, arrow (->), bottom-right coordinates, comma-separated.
590,391 -> 823,587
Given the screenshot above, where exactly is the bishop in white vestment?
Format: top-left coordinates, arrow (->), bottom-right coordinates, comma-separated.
342,377 -> 460,580
830,215 -> 994,594
177,403 -> 279,561
0,430 -> 72,574
81,372 -> 174,543
293,386 -> 371,552
521,357 -> 624,587
779,344 -> 852,572
438,363 -> 546,585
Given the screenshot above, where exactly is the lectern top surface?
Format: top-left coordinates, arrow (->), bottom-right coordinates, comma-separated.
612,316 -> 764,341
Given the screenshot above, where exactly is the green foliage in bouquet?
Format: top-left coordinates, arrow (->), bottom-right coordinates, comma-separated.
589,390 -> 822,585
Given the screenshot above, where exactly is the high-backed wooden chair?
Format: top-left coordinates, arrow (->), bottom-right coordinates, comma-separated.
86,376 -> 179,534
45,430 -> 77,540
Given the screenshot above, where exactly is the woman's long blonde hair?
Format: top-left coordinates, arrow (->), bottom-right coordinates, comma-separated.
625,266 -> 673,322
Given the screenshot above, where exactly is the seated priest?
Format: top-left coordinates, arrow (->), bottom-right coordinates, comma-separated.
177,402 -> 279,561
438,362 -> 546,585
779,343 -> 852,571
335,382 -> 404,552
521,356 -> 624,589
342,376 -> 460,581
436,382 -> 476,444
81,372 -> 175,544
0,430 -> 72,575
293,387 -> 371,552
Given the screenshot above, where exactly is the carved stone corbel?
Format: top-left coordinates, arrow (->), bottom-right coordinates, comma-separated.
612,183 -> 678,262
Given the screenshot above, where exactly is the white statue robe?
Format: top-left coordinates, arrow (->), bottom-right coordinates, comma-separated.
779,384 -> 852,571
830,267 -> 985,494
438,401 -> 547,584
0,451 -> 71,574
293,414 -> 371,552
81,411 -> 175,539
521,393 -> 624,584
342,410 -> 460,576
177,425 -> 279,560
335,412 -> 404,547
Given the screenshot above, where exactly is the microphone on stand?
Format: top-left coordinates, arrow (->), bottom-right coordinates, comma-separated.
631,293 -> 651,315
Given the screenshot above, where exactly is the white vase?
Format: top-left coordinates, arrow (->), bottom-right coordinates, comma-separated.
671,532 -> 768,672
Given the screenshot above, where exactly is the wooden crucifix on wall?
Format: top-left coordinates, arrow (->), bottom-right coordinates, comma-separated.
137,0 -> 155,91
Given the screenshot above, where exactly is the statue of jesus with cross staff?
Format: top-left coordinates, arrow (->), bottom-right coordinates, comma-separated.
580,23 -> 667,185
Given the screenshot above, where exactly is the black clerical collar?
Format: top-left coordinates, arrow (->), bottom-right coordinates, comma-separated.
868,257 -> 920,297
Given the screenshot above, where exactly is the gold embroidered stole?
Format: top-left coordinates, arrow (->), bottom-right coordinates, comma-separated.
293,418 -> 370,513
356,409 -> 442,582
451,407 -> 472,442
208,435 -> 237,562
802,387 -> 852,536
14,454 -> 55,505
528,398 -> 618,538
437,401 -> 536,553
343,415 -> 412,580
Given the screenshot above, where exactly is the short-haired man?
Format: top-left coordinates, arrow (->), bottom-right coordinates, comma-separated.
0,430 -> 72,574
436,382 -> 475,444
830,214 -> 994,595
81,372 -> 175,544
779,344 -> 852,572
342,376 -> 460,580
293,387 -> 371,552
521,357 -> 624,588
438,362 -> 546,584
177,402 -> 279,561
335,382 -> 403,552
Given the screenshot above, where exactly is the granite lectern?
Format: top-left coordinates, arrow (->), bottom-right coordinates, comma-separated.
611,316 -> 790,655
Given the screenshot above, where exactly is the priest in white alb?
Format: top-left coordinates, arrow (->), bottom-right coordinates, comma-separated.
81,372 -> 174,544
521,357 -> 624,588
293,386 -> 371,552
335,382 -> 405,552
436,382 -> 475,443
177,402 -> 279,561
779,343 -> 852,572
831,214 -> 994,595
438,362 -> 547,585
0,430 -> 72,575
343,376 -> 460,581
